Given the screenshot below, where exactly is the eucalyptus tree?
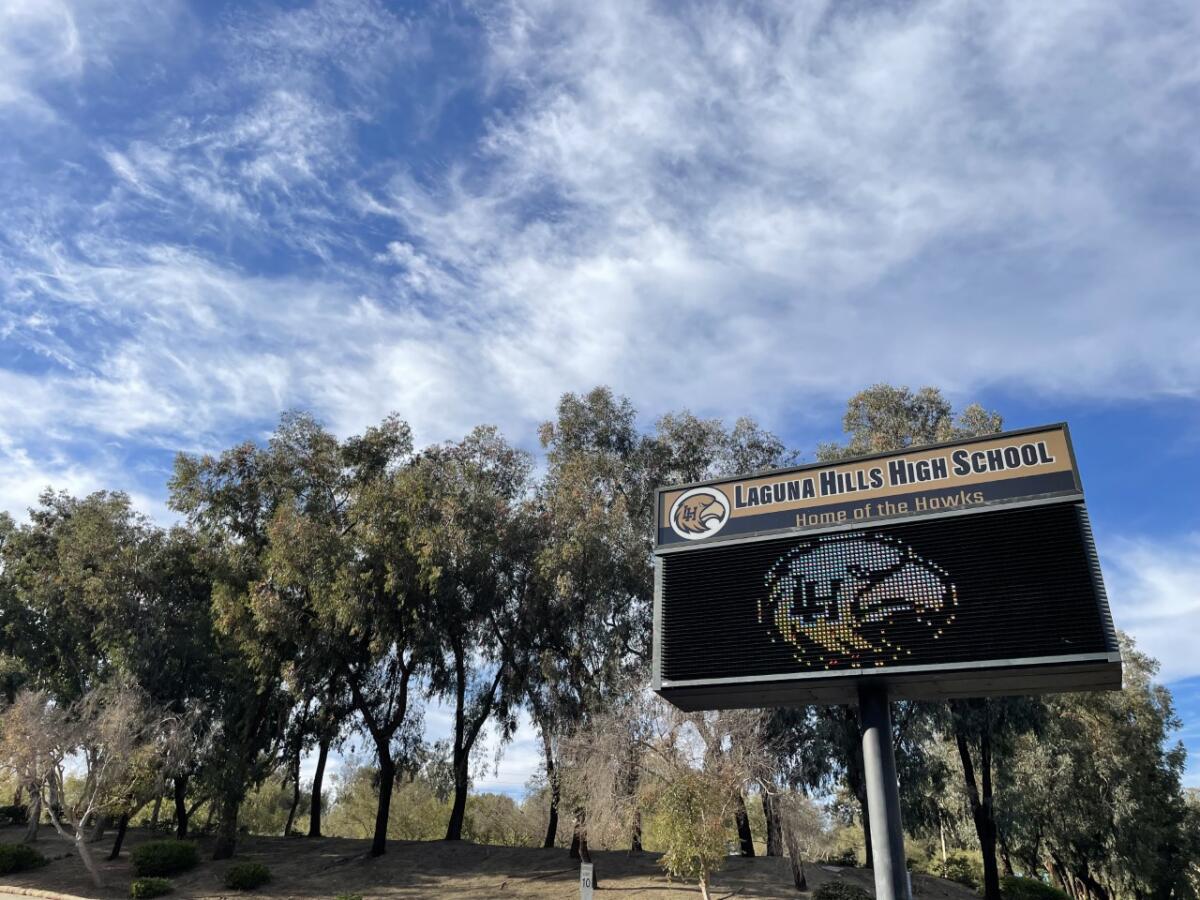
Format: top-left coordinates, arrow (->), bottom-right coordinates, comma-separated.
134,526 -> 222,840
400,426 -> 539,842
169,419 -> 332,858
532,388 -> 796,855
250,411 -> 422,857
0,490 -> 153,704
531,388 -> 654,854
1000,637 -> 1198,900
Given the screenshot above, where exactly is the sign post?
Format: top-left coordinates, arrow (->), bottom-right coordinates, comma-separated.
859,683 -> 909,900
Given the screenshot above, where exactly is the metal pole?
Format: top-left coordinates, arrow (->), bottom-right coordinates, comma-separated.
858,682 -> 910,900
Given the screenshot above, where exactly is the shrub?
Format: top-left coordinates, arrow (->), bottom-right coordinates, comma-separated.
130,840 -> 199,877
224,862 -> 271,890
942,850 -> 984,890
650,772 -> 728,894
130,877 -> 173,898
0,804 -> 29,826
1002,876 -> 1072,900
334,894 -> 364,900
813,881 -> 871,900
823,848 -> 859,867
0,842 -> 48,874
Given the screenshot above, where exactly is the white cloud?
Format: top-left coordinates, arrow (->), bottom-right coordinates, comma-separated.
1105,533 -> 1200,684
2,0 -> 1200,527
0,0 -> 81,117
364,0 -> 1200,421
0,0 -> 184,120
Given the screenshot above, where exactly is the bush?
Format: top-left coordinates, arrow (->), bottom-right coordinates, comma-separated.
130,840 -> 199,877
0,842 -> 48,874
822,848 -> 859,867
942,850 -> 984,890
224,862 -> 271,890
813,881 -> 871,900
334,895 -> 363,900
0,804 -> 29,826
1002,876 -> 1072,900
130,877 -> 173,898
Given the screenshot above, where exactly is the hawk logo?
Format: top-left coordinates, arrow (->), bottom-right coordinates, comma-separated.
759,533 -> 957,669
669,487 -> 731,540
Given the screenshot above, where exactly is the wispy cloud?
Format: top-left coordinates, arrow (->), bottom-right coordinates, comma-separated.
0,0 -> 1198,520
1106,533 -> 1200,684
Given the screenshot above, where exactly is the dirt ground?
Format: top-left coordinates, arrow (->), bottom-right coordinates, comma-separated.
0,828 -> 980,900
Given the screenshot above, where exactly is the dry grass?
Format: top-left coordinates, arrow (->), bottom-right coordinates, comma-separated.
0,827 -> 981,900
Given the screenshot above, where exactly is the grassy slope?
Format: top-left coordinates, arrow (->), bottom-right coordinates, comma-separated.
0,828 -> 982,900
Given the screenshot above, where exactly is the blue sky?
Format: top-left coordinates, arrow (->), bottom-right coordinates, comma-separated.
1,0 -> 1198,795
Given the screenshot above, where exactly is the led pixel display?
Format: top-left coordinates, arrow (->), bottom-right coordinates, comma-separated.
655,500 -> 1120,707
760,533 -> 958,670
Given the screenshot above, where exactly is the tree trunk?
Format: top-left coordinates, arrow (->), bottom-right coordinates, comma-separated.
783,817 -> 808,891
734,793 -> 755,857
938,808 -> 948,875
308,734 -> 330,838
998,828 -> 1015,877
73,832 -> 104,888
841,705 -> 872,868
630,809 -> 643,854
108,813 -> 130,860
371,754 -> 396,857
763,791 -> 782,857
88,813 -> 108,843
22,793 -> 41,843
570,809 -> 592,863
954,706 -> 1000,900
543,765 -> 560,848
858,785 -> 873,868
149,793 -> 163,829
212,792 -> 241,860
174,775 -> 189,839
700,875 -> 712,900
444,758 -> 469,841
283,765 -> 301,836
45,804 -> 103,889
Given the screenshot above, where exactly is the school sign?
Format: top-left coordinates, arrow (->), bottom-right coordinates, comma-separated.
652,425 -> 1121,709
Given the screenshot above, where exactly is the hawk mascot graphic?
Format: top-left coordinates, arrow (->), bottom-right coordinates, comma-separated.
759,532 -> 957,668
673,492 -> 727,536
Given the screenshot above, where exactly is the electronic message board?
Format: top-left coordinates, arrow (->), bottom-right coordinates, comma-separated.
652,424 -> 1121,709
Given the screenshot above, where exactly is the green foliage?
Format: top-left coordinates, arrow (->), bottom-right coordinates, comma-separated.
129,877 -> 173,898
816,384 -> 1001,461
333,895 -> 363,900
0,803 -> 28,825
998,637 -> 1200,899
941,851 -> 984,889
650,771 -> 728,891
0,842 -> 48,874
238,778 -> 304,836
130,840 -> 199,877
1000,876 -> 1070,900
812,881 -> 871,900
223,862 -> 271,890
823,847 -> 859,867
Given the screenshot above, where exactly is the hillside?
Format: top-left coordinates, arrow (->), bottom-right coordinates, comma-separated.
0,829 -> 983,900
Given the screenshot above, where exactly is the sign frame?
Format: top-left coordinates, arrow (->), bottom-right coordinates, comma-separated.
654,422 -> 1084,552
651,424 -> 1121,709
